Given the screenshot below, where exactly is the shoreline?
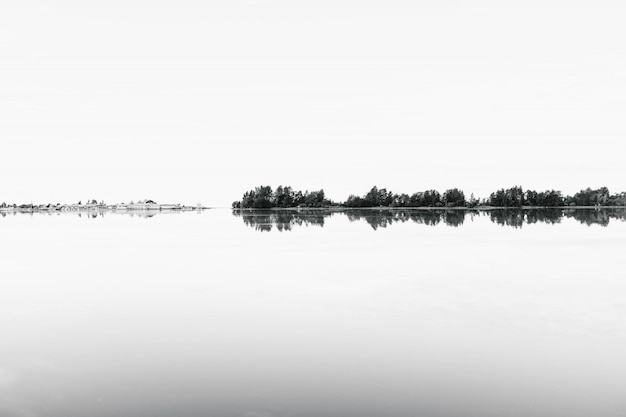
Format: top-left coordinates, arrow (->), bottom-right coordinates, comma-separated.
0,204 -> 210,214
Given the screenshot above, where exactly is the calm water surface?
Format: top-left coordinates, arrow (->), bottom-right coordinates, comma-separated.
1,209 -> 625,417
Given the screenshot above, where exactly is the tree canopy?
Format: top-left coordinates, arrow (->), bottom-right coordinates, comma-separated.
233,185 -> 626,209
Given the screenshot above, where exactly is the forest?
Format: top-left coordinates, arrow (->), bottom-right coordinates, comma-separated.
232,185 -> 626,209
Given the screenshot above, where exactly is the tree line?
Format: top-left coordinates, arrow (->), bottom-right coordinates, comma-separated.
232,185 -> 332,208
232,185 -> 626,208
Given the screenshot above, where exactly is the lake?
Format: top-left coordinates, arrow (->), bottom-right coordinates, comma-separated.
1,208 -> 625,417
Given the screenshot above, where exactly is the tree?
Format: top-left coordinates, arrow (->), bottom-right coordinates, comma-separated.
467,193 -> 478,207
489,186 -> 524,207
442,188 -> 466,207
251,185 -> 274,208
569,187 -> 610,206
344,195 -> 364,207
391,193 -> 410,207
423,190 -> 441,207
364,186 -> 379,207
525,190 -> 538,206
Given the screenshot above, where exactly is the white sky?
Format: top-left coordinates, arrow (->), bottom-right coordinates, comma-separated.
1,0 -> 625,206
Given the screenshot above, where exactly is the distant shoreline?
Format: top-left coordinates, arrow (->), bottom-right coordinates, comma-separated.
3,205 -> 624,215
0,203 -> 209,213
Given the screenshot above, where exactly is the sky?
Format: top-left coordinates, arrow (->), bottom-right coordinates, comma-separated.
1,0 -> 625,206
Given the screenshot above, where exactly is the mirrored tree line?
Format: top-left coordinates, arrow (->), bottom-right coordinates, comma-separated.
233,208 -> 626,231
232,209 -> 332,232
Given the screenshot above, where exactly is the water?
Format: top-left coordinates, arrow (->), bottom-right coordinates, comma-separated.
1,208 -> 625,417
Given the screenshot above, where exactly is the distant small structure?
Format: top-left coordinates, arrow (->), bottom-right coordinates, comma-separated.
114,199 -> 182,211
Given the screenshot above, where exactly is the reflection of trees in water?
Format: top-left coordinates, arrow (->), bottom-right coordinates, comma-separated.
233,208 -> 626,231
408,211 -> 442,227
442,211 -> 465,227
233,210 -> 330,232
488,208 -> 626,228
524,209 -> 563,225
488,210 -> 526,228
234,209 -> 468,231
564,209 -> 619,227
346,210 -> 407,230
344,209 -> 468,229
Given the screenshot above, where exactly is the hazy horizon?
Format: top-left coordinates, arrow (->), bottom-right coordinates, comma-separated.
2,0 -> 625,205
0,182 -> 625,207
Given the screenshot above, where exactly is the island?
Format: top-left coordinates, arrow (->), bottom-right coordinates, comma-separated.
0,199 -> 207,214
232,185 -> 626,209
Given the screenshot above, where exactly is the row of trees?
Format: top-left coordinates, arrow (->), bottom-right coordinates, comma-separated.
232,185 -> 332,209
487,186 -> 626,207
233,185 -> 626,208
343,187 -> 469,208
488,187 -> 563,207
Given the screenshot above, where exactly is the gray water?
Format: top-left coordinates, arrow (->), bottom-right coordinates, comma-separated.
1,209 -> 625,417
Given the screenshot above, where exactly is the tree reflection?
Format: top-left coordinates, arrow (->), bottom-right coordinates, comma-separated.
565,209 -> 615,227
488,210 -> 526,228
346,210 -> 409,230
524,209 -> 563,225
233,210 -> 331,232
487,208 -> 626,228
232,208 -> 626,231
